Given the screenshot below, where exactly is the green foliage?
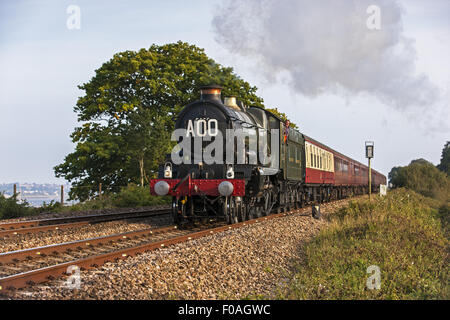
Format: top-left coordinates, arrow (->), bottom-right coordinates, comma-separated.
110,184 -> 170,207
0,186 -> 169,221
281,189 -> 449,300
0,193 -> 33,219
265,107 -> 298,128
33,200 -> 64,214
388,159 -> 450,202
54,41 -> 264,201
50,184 -> 169,213
437,141 -> 450,176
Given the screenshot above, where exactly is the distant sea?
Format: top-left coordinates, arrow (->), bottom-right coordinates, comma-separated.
18,196 -> 77,207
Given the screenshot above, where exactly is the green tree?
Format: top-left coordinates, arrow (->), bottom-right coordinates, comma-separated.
266,107 -> 298,128
437,141 -> 450,176
55,42 -> 264,200
389,159 -> 450,201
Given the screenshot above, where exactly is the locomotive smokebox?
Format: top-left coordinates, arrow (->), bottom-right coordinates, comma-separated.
200,85 -> 223,101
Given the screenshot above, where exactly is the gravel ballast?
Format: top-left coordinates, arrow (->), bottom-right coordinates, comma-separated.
3,198 -> 359,300
0,217 -> 171,253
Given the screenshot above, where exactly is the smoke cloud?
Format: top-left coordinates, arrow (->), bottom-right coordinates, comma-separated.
212,0 -> 439,110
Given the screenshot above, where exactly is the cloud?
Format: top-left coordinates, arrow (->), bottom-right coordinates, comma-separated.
212,0 -> 440,111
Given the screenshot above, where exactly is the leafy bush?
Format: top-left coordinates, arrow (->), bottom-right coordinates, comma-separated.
33,200 -> 64,214
0,184 -> 170,220
389,159 -> 450,202
281,189 -> 448,300
110,184 -> 170,207
0,193 -> 33,219
45,184 -> 169,213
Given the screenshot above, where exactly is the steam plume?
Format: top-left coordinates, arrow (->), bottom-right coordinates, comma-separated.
212,0 -> 439,110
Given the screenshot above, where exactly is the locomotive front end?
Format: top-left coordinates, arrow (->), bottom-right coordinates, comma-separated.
150,85 -> 254,224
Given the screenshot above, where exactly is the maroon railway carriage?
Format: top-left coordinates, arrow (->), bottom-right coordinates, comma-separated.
304,135 -> 386,196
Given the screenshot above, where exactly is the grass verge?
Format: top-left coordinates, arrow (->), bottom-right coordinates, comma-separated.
279,188 -> 449,299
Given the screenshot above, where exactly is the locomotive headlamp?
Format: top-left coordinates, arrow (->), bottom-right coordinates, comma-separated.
154,181 -> 170,196
164,163 -> 172,178
218,181 -> 234,197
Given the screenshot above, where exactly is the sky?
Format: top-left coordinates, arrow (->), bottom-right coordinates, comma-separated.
0,0 -> 449,184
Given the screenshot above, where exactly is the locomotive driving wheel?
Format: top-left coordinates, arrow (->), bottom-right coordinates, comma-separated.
235,197 -> 246,222
230,197 -> 238,224
172,197 -> 181,224
224,197 -> 239,224
262,190 -> 273,216
223,197 -> 231,224
251,202 -> 263,219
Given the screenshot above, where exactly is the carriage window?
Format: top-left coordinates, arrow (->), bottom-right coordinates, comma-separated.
343,161 -> 348,173
315,148 -> 318,168
335,159 -> 341,172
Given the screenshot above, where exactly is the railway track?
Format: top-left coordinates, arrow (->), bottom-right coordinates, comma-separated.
0,207 -> 171,238
0,224 -> 187,277
0,210 -> 294,292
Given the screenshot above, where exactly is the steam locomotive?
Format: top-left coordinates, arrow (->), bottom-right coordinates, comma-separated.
150,85 -> 386,224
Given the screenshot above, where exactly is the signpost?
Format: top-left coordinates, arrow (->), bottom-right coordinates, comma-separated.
365,141 -> 374,201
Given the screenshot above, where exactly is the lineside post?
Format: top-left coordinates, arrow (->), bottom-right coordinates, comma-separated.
365,141 -> 374,201
99,183 -> 102,200
368,158 -> 372,201
61,185 -> 64,205
13,184 -> 17,201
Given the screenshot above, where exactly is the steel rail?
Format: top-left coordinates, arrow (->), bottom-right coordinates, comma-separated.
0,225 -> 179,265
0,206 -> 170,230
0,221 -> 92,238
0,212 -> 290,291
0,208 -> 171,238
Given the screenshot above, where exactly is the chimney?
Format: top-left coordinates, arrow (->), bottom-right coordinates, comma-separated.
224,96 -> 241,110
200,85 -> 222,101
